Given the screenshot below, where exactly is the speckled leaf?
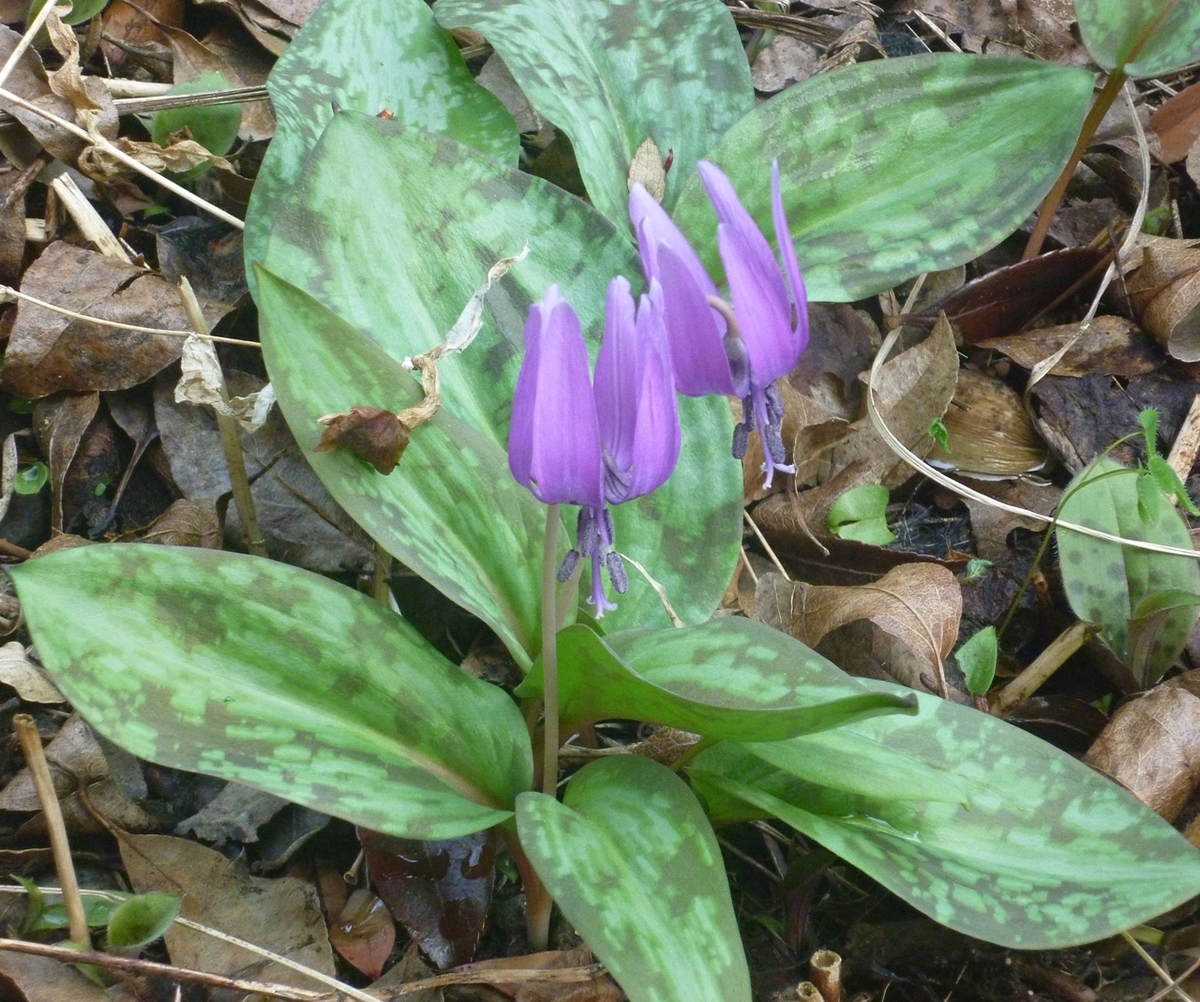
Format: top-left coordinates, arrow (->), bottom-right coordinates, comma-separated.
518,620 -> 915,740
672,55 -> 1095,302
260,113 -> 742,645
244,0 -> 516,282
255,266 -> 546,665
1077,0 -> 1200,78
517,757 -> 749,1002
435,0 -> 752,224
1056,458 -> 1200,687
689,689 -> 1200,949
11,545 -> 532,839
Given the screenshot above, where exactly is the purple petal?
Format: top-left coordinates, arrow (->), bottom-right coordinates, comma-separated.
621,281 -> 681,501
594,276 -> 639,476
629,182 -> 719,300
657,243 -> 738,397
507,286 -> 604,507
772,161 -> 809,356
700,160 -> 804,386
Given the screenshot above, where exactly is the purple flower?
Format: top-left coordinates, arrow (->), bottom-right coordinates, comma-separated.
630,160 -> 808,488
509,280 -> 680,615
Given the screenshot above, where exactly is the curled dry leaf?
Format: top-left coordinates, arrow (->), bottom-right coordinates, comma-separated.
0,642 -> 64,704
176,334 -> 276,432
753,563 -> 962,690
79,136 -> 235,182
315,406 -> 411,475
926,368 -> 1048,479
140,498 -> 223,548
1127,240 -> 1200,362
978,315 -> 1164,379
1084,671 -> 1200,823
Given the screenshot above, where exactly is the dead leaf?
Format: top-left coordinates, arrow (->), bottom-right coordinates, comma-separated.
927,368 -> 1048,478
754,564 -> 962,690
315,406 -> 411,475
120,833 -> 336,986
79,134 -> 235,181
140,497 -> 222,548
364,829 -> 495,970
31,391 -> 100,533
458,948 -> 622,1002
0,642 -> 64,703
0,714 -> 108,809
628,137 -> 667,203
329,888 -> 395,980
175,334 -> 275,432
978,315 -> 1164,378
752,33 -> 821,93
828,312 -> 959,488
1152,81 -> 1200,164
174,781 -> 289,842
1126,240 -> 1200,362
0,949 -> 110,1002
1,242 -> 227,398
1084,672 -> 1200,822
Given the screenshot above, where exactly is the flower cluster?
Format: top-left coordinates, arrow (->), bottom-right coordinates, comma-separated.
508,161 -> 809,614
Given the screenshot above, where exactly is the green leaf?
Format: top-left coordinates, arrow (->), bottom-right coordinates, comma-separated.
255,266 -> 548,666
517,757 -> 750,1002
828,484 -> 896,546
517,620 -> 916,740
27,896 -> 123,933
928,416 -> 949,452
956,626 -> 998,696
106,892 -> 180,949
15,876 -> 44,934
435,0 -> 752,223
30,0 -> 108,25
11,545 -> 532,839
689,688 -> 1200,949
673,54 -> 1095,302
244,0 -> 517,286
1056,457 -> 1200,687
259,113 -> 742,647
150,73 -> 241,167
1076,0 -> 1200,78
14,461 -> 47,495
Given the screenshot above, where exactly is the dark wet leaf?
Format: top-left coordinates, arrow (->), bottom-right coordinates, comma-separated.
328,888 -> 395,979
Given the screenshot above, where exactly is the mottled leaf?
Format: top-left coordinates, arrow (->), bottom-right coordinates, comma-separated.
435,0 -> 752,223
518,620 -> 914,740
259,113 -> 741,645
1076,0 -> 1200,78
1056,457 -> 1200,688
689,688 -> 1200,949
244,0 -> 516,281
12,545 -> 532,839
517,757 -> 749,1002
672,54 -> 1095,302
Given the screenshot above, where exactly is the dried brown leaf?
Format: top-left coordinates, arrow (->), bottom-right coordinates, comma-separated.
315,405 -> 411,475
1126,240 -> 1200,362
1152,80 -> 1200,164
328,888 -> 395,980
458,948 -> 622,1002
1084,672 -> 1200,822
978,315 -> 1164,378
754,563 -> 962,683
140,498 -> 222,548
0,642 -> 64,704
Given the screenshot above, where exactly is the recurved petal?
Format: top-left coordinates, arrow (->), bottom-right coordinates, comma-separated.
657,243 -> 738,397
622,282 -> 681,501
717,220 -> 802,386
595,276 -> 639,475
772,161 -> 809,355
630,182 -> 719,300
508,287 -> 604,507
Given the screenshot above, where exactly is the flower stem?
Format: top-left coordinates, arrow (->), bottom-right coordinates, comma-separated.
541,504 -> 560,798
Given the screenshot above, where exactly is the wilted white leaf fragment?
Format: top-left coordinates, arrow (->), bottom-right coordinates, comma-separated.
175,334 -> 275,432
628,137 -> 667,203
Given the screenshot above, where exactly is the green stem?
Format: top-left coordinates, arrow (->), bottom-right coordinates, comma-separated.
1023,68 -> 1127,260
541,504 -> 560,799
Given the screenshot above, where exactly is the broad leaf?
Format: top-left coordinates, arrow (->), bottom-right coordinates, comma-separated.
255,267 -> 548,664
690,690 -> 1200,949
435,0 -> 752,224
518,757 -> 749,1002
260,113 -> 742,643
12,546 -> 532,839
673,55 -> 1095,302
1056,457 -> 1200,688
518,620 -> 915,740
244,0 -> 516,281
107,892 -> 180,949
1076,0 -> 1200,78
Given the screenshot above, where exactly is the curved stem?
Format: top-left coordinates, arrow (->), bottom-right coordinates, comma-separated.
1023,68 -> 1127,260
541,504 -> 561,798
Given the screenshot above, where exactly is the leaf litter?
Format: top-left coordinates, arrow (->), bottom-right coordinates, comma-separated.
0,0 -> 1195,1000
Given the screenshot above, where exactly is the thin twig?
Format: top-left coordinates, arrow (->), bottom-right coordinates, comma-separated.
1122,931 -> 1198,1002
0,938 -> 332,1000
176,278 -> 266,557
0,284 -> 260,346
0,0 -> 62,93
113,85 -> 270,116
11,716 -> 89,949
0,83 -> 243,229
743,509 -> 789,580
